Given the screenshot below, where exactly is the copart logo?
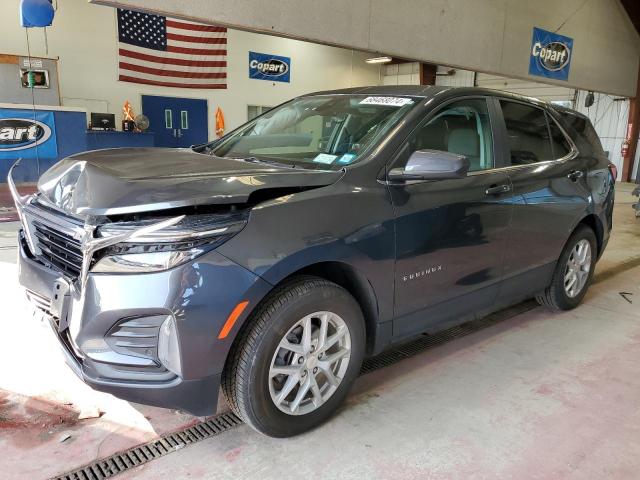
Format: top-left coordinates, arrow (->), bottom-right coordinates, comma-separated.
0,118 -> 51,151
531,41 -> 571,72
402,265 -> 443,282
249,58 -> 289,77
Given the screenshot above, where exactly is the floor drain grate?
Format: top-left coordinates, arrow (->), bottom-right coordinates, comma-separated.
52,412 -> 243,480
51,299 -> 538,479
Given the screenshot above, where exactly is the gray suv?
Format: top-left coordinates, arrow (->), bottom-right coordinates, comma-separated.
11,86 -> 614,437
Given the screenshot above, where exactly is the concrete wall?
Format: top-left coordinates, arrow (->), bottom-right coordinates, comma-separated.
1,0 -> 381,137
93,0 -> 640,97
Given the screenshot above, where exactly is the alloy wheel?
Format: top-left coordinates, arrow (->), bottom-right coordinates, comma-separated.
564,239 -> 592,298
268,311 -> 351,416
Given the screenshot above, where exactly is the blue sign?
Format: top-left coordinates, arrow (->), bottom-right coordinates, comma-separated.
529,27 -> 573,81
0,109 -> 57,160
249,51 -> 291,83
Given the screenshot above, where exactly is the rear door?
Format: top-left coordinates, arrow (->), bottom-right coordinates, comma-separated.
389,96 -> 514,338
495,99 -> 590,300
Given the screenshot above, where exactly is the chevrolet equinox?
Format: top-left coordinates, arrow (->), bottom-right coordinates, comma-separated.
11,86 -> 615,437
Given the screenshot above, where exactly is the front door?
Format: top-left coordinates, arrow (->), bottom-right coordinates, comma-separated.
389,97 -> 514,338
141,95 -> 209,148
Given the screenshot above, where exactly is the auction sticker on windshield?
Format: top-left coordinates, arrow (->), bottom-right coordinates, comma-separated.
313,153 -> 338,164
359,97 -> 414,107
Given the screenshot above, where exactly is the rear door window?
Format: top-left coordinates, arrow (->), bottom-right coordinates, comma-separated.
500,101 -> 553,165
548,118 -> 572,158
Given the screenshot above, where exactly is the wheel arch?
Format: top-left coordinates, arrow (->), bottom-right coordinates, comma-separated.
227,261 -> 381,362
292,261 -> 380,354
576,213 -> 604,258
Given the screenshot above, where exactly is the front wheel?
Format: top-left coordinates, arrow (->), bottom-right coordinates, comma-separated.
222,276 -> 365,437
536,225 -> 597,311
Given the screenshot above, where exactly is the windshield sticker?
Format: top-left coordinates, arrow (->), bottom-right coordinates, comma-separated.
359,97 -> 414,107
336,153 -> 357,165
313,153 -> 338,164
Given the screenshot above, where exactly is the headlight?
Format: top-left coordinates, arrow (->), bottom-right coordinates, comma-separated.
92,213 -> 247,273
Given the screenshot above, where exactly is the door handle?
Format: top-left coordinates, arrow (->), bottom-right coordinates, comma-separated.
173,129 -> 177,138
485,184 -> 511,195
567,170 -> 584,181
177,129 -> 183,138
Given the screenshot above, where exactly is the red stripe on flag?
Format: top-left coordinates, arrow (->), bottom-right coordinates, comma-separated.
167,32 -> 227,44
119,75 -> 227,89
119,49 -> 226,67
166,45 -> 227,56
165,20 -> 226,32
120,62 -> 227,79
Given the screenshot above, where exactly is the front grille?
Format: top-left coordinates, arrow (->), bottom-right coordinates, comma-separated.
32,220 -> 83,278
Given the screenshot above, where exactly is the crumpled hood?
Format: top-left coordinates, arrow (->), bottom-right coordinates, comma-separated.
36,148 -> 343,216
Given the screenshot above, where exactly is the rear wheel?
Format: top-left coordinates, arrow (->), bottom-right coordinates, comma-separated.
222,276 -> 365,437
536,225 -> 597,310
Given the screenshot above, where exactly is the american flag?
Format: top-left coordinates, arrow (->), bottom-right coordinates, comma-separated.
117,9 -> 227,89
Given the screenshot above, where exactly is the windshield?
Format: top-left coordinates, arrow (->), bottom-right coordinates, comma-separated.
206,94 -> 418,169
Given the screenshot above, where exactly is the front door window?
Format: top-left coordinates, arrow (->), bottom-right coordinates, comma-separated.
401,98 -> 494,172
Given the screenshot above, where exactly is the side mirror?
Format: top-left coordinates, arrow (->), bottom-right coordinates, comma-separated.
388,149 -> 470,182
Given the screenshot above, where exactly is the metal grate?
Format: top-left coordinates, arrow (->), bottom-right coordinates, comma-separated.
52,412 -> 243,480
33,220 -> 83,279
51,299 -> 538,480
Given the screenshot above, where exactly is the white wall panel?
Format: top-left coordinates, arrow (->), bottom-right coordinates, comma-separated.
382,62 -> 420,86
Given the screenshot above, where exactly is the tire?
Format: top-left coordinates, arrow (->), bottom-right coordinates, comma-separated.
222,276 -> 365,437
536,225 -> 597,311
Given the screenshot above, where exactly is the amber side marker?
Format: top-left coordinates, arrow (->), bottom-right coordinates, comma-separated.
218,300 -> 249,339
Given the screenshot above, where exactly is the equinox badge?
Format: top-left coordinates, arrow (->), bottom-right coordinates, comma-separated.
402,265 -> 443,282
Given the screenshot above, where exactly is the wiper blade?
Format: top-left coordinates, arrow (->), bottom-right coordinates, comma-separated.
242,157 -> 297,168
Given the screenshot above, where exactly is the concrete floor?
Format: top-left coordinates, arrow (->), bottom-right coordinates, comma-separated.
1,184 -> 639,480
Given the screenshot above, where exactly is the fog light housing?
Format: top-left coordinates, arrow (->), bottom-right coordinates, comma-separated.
158,316 -> 182,376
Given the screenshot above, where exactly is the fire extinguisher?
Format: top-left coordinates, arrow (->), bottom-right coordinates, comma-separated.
622,122 -> 633,158
622,138 -> 630,158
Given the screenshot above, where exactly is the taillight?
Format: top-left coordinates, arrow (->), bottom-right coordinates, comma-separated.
608,163 -> 618,181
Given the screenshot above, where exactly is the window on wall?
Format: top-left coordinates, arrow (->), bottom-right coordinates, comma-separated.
247,105 -> 272,121
500,101 -> 553,165
399,98 -> 494,172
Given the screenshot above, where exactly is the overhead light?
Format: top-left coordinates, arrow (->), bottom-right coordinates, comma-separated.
365,56 -> 392,64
